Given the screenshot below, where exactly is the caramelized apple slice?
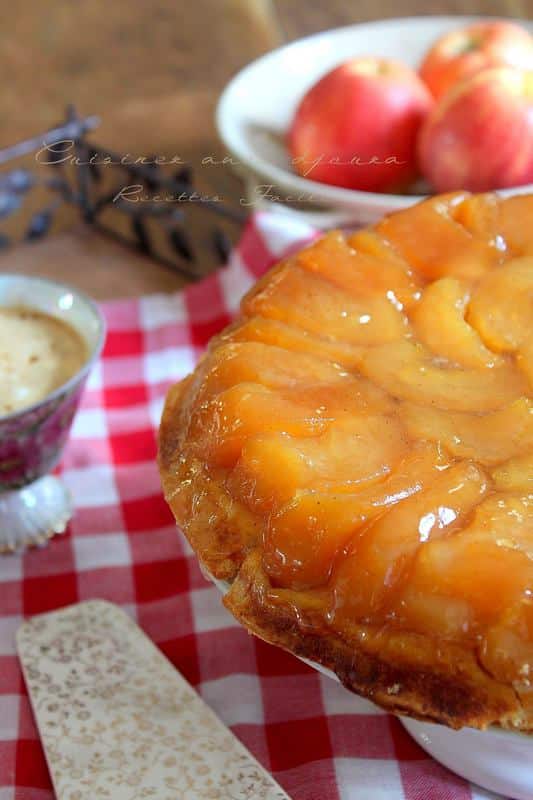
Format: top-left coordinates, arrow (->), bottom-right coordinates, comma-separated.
492,453 -> 533,492
297,230 -> 421,309
452,193 -> 505,251
466,257 -> 533,352
375,194 -> 500,281
264,491 -> 369,591
410,277 -> 501,368
517,338 -> 533,390
191,339 -> 358,416
289,377 -> 395,418
229,414 -> 408,514
191,363 -> 397,469
396,587 -> 475,640
331,461 -> 488,622
495,196 -> 533,256
402,543 -> 532,636
196,341 -> 350,399
456,193 -> 533,256
227,432 -> 310,512
243,262 -> 407,345
468,493 -> 533,545
359,339 -> 527,412
347,227 -> 413,266
400,396 -> 533,465
263,443 -> 449,590
218,316 -> 363,370
190,383 -> 329,468
293,415 -> 408,491
403,494 -> 533,627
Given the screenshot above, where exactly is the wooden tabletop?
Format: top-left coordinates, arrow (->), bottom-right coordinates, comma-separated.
1,0 -> 531,300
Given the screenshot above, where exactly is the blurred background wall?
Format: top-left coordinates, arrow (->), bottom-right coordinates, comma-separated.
2,0 -> 531,145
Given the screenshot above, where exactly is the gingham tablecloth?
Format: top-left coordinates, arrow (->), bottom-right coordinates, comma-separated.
0,213 -> 499,800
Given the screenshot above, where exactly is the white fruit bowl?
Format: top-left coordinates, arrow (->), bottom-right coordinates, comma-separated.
216,15 -> 533,227
206,570 -> 533,800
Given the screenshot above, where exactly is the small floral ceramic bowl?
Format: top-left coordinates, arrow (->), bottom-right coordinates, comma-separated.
0,275 -> 105,552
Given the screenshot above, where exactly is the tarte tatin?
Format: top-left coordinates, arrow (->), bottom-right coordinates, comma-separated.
159,192 -> 533,731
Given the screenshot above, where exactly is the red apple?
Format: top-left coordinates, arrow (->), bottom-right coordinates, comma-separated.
288,57 -> 433,193
418,67 -> 533,193
420,21 -> 533,101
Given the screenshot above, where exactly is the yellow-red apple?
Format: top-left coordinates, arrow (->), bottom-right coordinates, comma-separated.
288,57 -> 433,192
418,67 -> 533,193
420,21 -> 533,100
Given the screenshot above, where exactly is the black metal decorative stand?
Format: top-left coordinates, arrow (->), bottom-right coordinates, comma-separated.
0,106 -> 247,280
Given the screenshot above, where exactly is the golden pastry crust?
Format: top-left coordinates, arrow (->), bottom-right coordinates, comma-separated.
159,192 -> 533,732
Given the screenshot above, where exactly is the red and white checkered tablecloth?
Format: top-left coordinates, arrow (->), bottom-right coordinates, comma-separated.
0,213 -> 500,800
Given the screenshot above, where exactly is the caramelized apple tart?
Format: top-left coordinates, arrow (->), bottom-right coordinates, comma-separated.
159,192 -> 533,731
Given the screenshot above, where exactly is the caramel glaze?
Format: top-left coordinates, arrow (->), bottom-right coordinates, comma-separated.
173,192 -> 533,694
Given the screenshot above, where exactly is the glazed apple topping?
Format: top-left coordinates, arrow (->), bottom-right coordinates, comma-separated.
175,193 -> 533,683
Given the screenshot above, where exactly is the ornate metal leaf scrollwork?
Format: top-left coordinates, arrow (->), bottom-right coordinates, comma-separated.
0,106 -> 247,280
